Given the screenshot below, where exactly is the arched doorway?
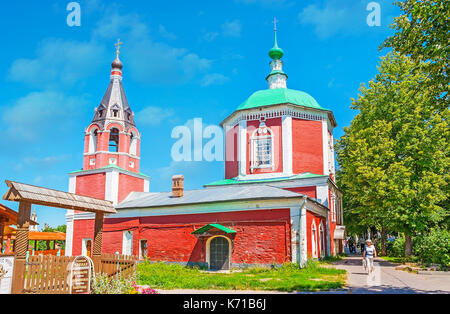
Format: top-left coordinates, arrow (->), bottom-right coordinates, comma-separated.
208,236 -> 231,270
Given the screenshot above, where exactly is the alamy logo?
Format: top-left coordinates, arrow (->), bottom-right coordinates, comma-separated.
67,2 -> 81,27
366,2 -> 381,27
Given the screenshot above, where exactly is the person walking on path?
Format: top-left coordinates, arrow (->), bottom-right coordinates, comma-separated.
363,239 -> 377,274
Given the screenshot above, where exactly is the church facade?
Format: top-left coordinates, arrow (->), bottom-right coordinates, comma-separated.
66,33 -> 345,270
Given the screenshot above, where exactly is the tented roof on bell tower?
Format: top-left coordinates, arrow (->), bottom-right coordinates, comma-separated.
91,39 -> 136,132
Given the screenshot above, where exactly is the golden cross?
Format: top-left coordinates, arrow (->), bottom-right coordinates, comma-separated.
115,39 -> 123,56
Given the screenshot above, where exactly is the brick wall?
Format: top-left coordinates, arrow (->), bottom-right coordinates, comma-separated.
292,118 -> 323,175
101,209 -> 292,265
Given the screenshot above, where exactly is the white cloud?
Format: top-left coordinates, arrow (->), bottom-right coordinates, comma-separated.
24,155 -> 70,167
201,73 -> 230,87
135,106 -> 175,126
93,12 -> 212,85
298,0 -> 380,39
9,39 -> 105,88
159,25 -> 177,40
202,32 -> 219,42
222,20 -> 242,37
236,0 -> 293,7
9,10 -> 212,88
2,91 -> 86,141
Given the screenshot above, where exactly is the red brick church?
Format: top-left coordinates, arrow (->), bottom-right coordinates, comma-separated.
66,31 -> 345,270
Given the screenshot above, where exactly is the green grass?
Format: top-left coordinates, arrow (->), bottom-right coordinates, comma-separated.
136,261 -> 346,292
380,256 -> 418,264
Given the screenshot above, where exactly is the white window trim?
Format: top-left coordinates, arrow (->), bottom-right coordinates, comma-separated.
250,125 -> 275,172
311,221 -> 318,259
139,239 -> 147,260
319,222 -> 325,258
330,191 -> 336,223
129,131 -> 138,156
82,238 -> 92,257
122,231 -> 133,256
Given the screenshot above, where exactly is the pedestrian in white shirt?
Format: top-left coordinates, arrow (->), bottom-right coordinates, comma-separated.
363,239 -> 377,274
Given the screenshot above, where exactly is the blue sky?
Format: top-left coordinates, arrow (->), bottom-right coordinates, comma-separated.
0,0 -> 399,228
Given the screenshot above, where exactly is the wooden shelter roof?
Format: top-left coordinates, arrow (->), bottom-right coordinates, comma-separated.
3,180 -> 116,214
28,231 -> 66,241
0,203 -> 38,226
3,226 -> 66,241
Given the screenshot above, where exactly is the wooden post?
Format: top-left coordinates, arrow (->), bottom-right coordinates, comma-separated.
5,236 -> 11,254
92,212 -> 104,273
0,219 -> 4,252
11,201 -> 31,294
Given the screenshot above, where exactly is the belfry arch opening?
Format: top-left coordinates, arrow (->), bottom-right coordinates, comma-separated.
109,128 -> 120,152
129,131 -> 138,156
89,128 -> 98,153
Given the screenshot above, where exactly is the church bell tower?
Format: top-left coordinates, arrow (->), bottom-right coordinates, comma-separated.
68,40 -> 150,206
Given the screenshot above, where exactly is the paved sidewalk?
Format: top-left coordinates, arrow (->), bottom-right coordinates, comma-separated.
330,256 -> 450,294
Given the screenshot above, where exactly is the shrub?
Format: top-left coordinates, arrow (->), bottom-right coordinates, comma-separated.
414,228 -> 450,269
388,234 -> 406,257
91,273 -> 158,294
91,273 -> 136,294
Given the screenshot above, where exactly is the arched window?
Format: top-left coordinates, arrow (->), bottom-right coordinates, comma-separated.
250,121 -> 274,173
109,128 -> 120,152
89,128 -> 98,153
330,191 -> 336,223
311,221 -> 318,258
319,222 -> 325,258
129,131 -> 137,156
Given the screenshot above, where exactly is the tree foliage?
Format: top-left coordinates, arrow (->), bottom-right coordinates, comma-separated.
336,52 -> 449,252
381,0 -> 449,106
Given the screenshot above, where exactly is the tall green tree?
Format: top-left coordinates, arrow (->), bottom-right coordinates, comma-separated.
336,52 -> 449,256
382,0 -> 449,107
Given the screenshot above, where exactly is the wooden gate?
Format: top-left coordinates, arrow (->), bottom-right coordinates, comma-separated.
23,255 -> 74,294
98,254 -> 137,279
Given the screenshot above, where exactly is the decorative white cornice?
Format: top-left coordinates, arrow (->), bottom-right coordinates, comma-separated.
84,151 -> 141,160
69,166 -> 149,181
222,104 -> 328,129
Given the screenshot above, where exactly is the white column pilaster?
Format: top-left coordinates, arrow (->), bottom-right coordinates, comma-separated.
105,170 -> 120,205
238,120 -> 247,177
322,119 -> 329,176
66,176 -> 77,256
299,199 -> 308,267
282,115 -> 293,176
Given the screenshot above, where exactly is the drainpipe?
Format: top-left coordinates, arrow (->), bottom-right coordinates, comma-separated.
299,197 -> 308,268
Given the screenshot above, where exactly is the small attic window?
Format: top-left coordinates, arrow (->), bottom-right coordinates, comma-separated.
98,110 -> 104,118
112,109 -> 119,118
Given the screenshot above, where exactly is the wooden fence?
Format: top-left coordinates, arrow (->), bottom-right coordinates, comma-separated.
97,253 -> 138,280
23,255 -> 74,294
22,254 -> 138,294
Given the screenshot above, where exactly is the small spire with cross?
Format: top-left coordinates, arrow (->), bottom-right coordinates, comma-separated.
273,17 -> 278,33
115,38 -> 123,57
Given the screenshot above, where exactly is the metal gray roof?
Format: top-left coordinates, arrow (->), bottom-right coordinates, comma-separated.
116,185 -> 305,209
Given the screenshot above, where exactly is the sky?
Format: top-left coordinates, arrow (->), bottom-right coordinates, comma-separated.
0,0 -> 399,228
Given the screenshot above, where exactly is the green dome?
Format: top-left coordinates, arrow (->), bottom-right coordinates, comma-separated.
269,46 -> 284,60
236,88 -> 328,112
